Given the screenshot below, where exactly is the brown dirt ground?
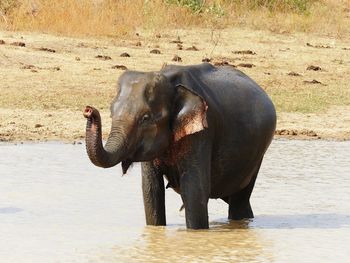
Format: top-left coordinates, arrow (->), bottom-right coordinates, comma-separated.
0,28 -> 349,142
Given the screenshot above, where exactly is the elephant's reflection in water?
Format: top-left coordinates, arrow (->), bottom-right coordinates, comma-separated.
110,221 -> 274,262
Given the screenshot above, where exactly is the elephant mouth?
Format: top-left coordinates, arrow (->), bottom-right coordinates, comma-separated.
121,159 -> 133,174
121,145 -> 143,174
120,147 -> 156,175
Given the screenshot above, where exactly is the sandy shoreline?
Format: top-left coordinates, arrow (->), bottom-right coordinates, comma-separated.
1,28 -> 349,142
1,106 -> 349,143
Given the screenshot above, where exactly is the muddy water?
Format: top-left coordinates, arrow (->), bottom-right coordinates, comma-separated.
0,140 -> 349,262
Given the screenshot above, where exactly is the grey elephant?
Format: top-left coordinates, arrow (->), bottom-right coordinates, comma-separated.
83,63 -> 276,229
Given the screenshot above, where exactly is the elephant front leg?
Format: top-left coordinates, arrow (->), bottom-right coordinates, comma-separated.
180,170 -> 210,229
141,162 -> 166,226
178,139 -> 211,229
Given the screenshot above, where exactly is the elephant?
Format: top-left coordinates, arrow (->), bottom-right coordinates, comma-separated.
83,63 -> 276,229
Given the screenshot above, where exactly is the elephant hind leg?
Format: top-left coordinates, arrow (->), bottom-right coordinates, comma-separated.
228,193 -> 254,220
228,159 -> 263,220
221,196 -> 229,204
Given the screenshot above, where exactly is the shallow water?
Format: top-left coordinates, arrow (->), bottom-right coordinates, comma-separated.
0,140 -> 349,262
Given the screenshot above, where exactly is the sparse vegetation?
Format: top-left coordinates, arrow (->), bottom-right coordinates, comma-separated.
241,0 -> 314,13
0,0 -> 19,14
166,0 -> 205,13
0,0 -> 349,37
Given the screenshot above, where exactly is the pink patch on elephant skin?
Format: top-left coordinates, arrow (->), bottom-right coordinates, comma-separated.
154,138 -> 190,167
173,103 -> 208,142
154,100 -> 208,166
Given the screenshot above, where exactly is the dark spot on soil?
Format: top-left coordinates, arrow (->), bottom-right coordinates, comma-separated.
186,45 -> 199,51
77,42 -> 88,48
38,47 -> 56,53
307,65 -> 322,71
0,40 -> 5,44
342,47 -> 350,50
35,124 -> 43,128
93,68 -> 101,70
112,64 -> 128,70
303,79 -> 325,85
75,57 -> 81,61
233,50 -> 256,55
172,55 -> 182,62
135,41 -> 142,47
136,33 -> 140,37
156,34 -> 161,38
11,42 -> 25,47
95,55 -> 112,60
306,43 -> 331,49
51,66 -> 60,71
150,49 -> 161,54
237,63 -> 255,68
264,72 -> 271,75
332,59 -> 344,65
120,52 -> 130,57
275,129 -> 318,137
154,44 -> 160,48
202,58 -> 211,62
170,37 -> 183,44
275,129 -> 297,136
177,44 -> 183,50
31,69 -> 38,73
21,64 -> 36,70
213,61 -> 236,67
288,71 -> 302,76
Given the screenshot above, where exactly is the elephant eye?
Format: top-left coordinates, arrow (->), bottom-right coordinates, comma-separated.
140,113 -> 151,124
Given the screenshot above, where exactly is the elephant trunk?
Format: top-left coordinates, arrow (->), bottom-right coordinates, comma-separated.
84,106 -> 127,169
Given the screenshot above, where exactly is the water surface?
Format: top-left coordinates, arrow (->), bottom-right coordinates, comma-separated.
0,140 -> 349,262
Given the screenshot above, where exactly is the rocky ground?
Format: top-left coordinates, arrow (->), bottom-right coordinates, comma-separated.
0,28 -> 349,142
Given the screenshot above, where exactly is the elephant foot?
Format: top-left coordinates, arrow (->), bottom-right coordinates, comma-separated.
228,201 -> 254,220
227,184 -> 255,220
228,159 -> 262,221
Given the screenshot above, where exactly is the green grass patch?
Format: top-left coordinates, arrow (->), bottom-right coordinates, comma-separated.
241,0 -> 315,13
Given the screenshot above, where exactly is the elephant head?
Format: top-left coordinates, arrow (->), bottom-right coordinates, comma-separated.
83,71 -> 208,173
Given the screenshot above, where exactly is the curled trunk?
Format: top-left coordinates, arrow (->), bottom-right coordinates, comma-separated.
84,106 -> 126,168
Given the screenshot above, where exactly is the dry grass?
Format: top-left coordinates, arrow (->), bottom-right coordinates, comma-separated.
0,0 -> 349,37
8,0 -> 145,36
2,0 -> 203,36
240,0 -> 350,37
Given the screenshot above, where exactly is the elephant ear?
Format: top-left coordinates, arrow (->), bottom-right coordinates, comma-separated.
172,85 -> 208,142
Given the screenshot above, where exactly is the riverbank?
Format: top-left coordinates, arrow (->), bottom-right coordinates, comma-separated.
1,28 -> 349,142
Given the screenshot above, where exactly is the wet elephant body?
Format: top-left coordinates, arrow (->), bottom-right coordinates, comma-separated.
84,63 -> 276,229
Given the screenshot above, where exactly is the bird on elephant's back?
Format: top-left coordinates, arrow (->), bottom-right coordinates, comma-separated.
83,63 -> 276,229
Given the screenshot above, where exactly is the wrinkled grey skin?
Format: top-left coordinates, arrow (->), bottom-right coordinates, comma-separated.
84,63 -> 276,229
